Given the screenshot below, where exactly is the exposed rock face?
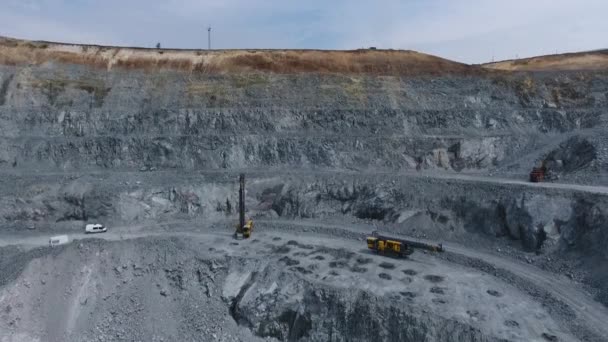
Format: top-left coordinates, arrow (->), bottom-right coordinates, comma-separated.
0,64 -> 607,175
504,194 -> 573,251
561,198 -> 608,258
1,171 -> 605,258
544,136 -> 597,173
453,138 -> 506,170
1,41 -> 608,310
235,286 -> 498,342
450,198 -> 507,237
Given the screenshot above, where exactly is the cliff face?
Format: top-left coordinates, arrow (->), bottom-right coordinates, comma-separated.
1,38 -> 608,303
0,62 -> 606,174
1,38 -> 608,234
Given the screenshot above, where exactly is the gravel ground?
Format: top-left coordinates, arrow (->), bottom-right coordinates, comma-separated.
0,222 -> 604,341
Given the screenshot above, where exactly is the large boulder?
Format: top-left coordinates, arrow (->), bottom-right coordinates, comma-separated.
544,136 -> 597,173
505,194 -> 572,251
449,138 -> 505,171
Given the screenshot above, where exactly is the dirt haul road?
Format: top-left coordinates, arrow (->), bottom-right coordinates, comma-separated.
2,219 -> 607,341
3,167 -> 608,195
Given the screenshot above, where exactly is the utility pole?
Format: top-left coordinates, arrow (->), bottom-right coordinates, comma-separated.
207,26 -> 211,50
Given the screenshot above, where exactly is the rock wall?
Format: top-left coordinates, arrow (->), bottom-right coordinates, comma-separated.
234,284 -> 497,342
1,51 -> 608,306
0,65 -> 606,176
1,61 -> 606,258
4,171 -> 605,259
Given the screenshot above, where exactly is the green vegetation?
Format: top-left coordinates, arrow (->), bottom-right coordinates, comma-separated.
30,78 -> 111,107
231,74 -> 269,88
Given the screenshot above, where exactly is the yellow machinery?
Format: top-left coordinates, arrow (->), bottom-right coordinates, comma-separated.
235,174 -> 254,239
367,235 -> 412,257
242,219 -> 254,239
367,231 -> 443,257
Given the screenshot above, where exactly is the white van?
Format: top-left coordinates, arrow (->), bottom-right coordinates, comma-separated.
49,235 -> 69,247
85,224 -> 107,234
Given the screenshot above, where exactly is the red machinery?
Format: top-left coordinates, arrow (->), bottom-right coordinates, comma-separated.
530,166 -> 546,182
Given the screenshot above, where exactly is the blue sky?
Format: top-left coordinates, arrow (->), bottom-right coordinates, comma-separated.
1,0 -> 607,64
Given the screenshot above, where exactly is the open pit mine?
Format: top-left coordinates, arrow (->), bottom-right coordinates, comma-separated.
0,36 -> 608,342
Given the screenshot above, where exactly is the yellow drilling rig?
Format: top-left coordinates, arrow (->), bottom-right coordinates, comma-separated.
234,174 -> 254,239
367,230 -> 443,257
